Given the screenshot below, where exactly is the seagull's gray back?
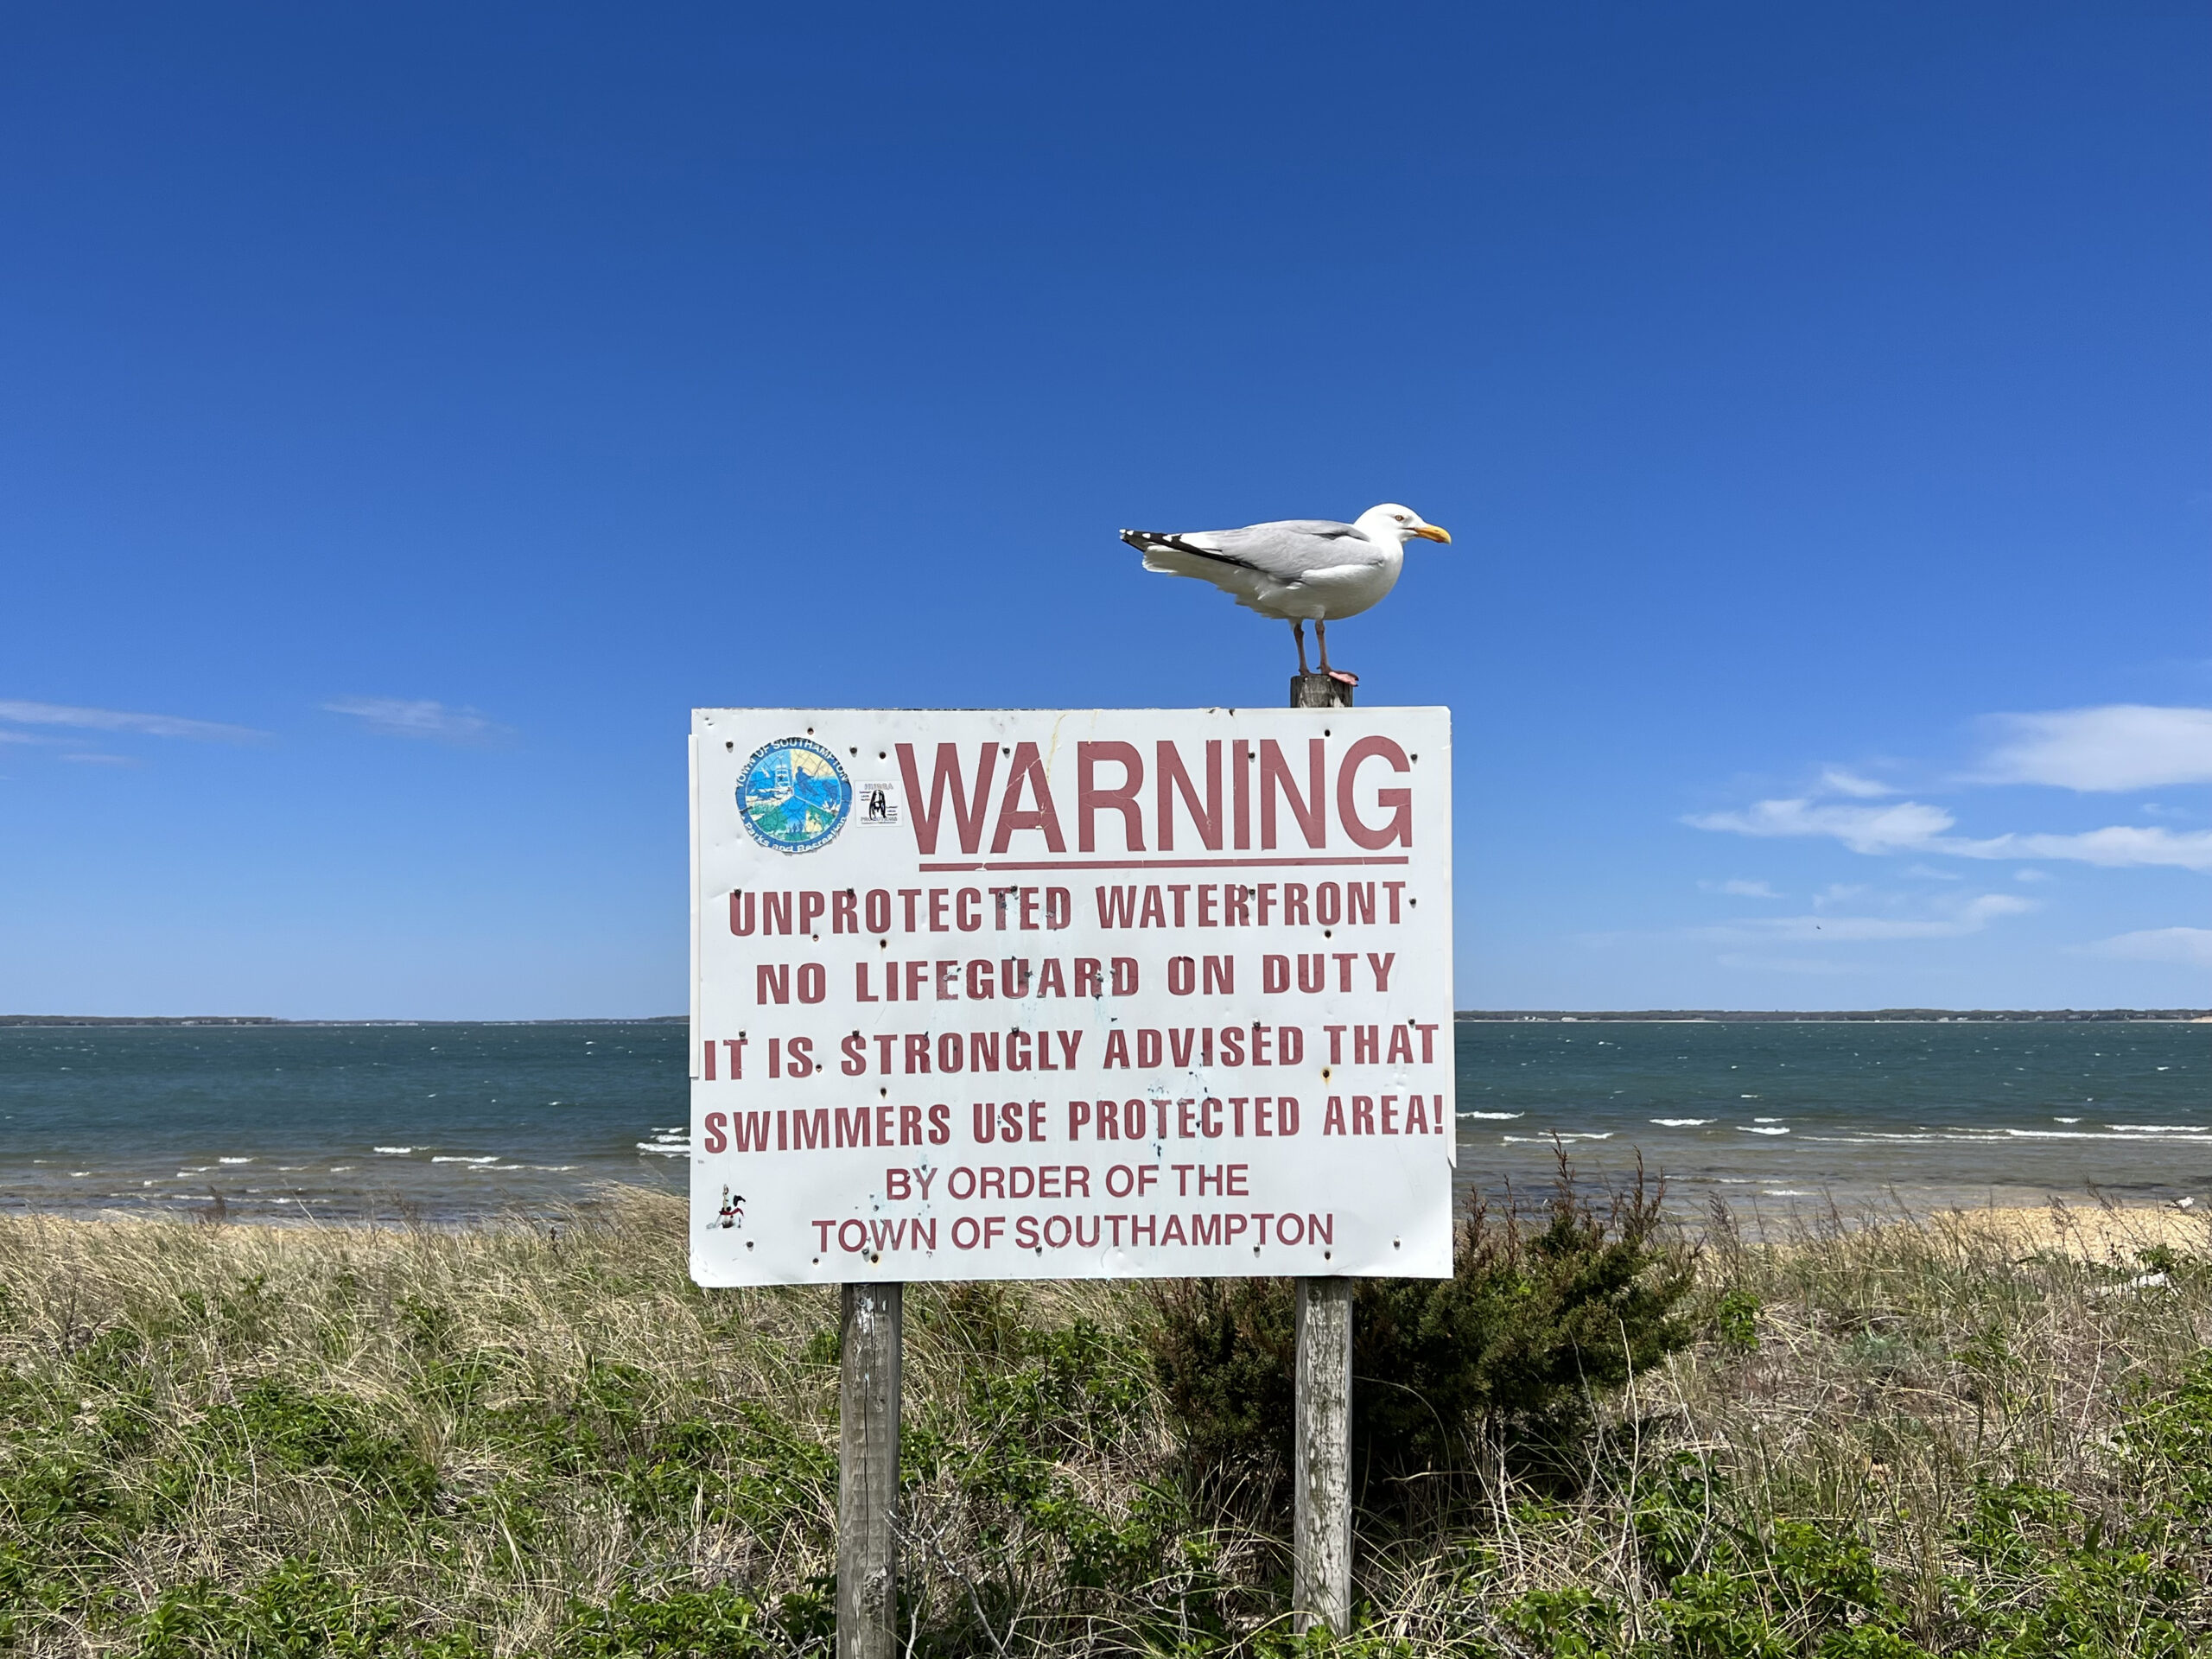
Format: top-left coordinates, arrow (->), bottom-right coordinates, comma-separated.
1198,518 -> 1377,578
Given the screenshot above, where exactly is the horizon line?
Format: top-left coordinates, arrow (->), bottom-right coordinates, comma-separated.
3,1007 -> 2206,1027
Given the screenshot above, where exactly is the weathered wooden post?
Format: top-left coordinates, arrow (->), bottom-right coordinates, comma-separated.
837,1281 -> 902,1659
1290,671 -> 1353,711
1289,665 -> 1355,1635
1294,1276 -> 1354,1631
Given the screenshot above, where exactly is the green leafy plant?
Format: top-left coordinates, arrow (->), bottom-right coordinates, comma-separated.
1145,1165 -> 1698,1512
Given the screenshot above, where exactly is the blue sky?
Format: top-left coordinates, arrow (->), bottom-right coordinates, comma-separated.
2,3 -> 2206,1018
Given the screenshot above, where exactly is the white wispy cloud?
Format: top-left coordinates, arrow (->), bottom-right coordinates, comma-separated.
2083,926 -> 2212,967
0,699 -> 264,743
1942,826 -> 2212,872
1700,878 -> 1781,898
1974,705 -> 2212,791
1818,768 -> 1895,798
322,697 -> 509,744
1689,798 -> 2212,871
1694,892 -> 2034,944
1684,797 -> 1956,854
1690,702 -> 2212,881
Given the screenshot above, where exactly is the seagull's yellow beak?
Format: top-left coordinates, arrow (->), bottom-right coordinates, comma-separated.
1414,524 -> 1452,543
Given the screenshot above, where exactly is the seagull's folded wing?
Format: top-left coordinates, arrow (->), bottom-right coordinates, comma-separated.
1200,519 -> 1382,582
1127,518 -> 1384,617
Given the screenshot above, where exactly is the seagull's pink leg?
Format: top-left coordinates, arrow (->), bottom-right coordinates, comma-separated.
1319,620 -> 1358,687
1293,621 -> 1312,677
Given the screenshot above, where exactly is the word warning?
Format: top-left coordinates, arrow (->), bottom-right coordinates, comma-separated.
689,707 -> 1455,1287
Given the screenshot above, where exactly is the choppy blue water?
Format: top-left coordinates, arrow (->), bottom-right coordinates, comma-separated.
0,1020 -> 2204,1222
1460,1020 -> 2209,1210
0,1023 -> 690,1223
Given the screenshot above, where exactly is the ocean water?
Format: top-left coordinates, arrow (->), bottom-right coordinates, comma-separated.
0,1023 -> 690,1223
1458,1020 -> 2210,1211
0,1020 -> 2204,1223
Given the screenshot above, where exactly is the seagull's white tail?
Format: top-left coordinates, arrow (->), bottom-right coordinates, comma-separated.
1121,528 -> 1255,577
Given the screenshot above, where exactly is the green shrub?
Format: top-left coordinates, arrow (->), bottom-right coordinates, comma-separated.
137,1560 -> 408,1659
1713,1287 -> 1761,1353
1952,1476 -> 2203,1656
1501,1585 -> 1625,1656
1353,1173 -> 1695,1492
557,1586 -> 778,1658
1144,1166 -> 1697,1511
1141,1276 -> 1296,1495
223,1381 -> 439,1511
2120,1346 -> 2212,1517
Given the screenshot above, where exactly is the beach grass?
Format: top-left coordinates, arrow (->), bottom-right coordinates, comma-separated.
3,1192 -> 2209,1656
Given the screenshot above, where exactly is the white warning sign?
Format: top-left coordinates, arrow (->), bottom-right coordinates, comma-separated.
689,706 -> 1453,1286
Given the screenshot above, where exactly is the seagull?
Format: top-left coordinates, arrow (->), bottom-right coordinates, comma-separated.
1121,504 -> 1451,682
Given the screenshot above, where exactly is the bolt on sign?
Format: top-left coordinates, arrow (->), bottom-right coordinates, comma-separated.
689,708 -> 1454,1287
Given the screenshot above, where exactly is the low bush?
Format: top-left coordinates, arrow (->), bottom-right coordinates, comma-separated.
138,1560 -> 410,1659
1145,1165 -> 1699,1513
221,1381 -> 440,1512
556,1586 -> 779,1658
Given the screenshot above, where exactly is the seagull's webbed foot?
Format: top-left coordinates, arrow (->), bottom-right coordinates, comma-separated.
1327,668 -> 1359,687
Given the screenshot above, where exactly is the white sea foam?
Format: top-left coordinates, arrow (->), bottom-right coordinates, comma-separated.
1461,1110 -> 1522,1120
430,1155 -> 499,1164
638,1141 -> 689,1155
1738,1125 -> 1790,1135
2110,1125 -> 2206,1135
1752,1116 -> 1783,1123
1652,1118 -> 1713,1127
2055,1117 -> 2081,1124
218,1157 -> 253,1165
373,1147 -> 416,1155
1764,1189 -> 1813,1197
1503,1131 -> 1613,1143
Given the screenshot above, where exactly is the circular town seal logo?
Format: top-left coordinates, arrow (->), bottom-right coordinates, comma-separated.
738,738 -> 853,855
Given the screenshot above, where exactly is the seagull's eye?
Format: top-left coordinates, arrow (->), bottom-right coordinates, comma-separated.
1394,514 -> 1408,523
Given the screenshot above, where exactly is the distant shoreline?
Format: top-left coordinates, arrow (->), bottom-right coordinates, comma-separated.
4,1009 -> 2205,1027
